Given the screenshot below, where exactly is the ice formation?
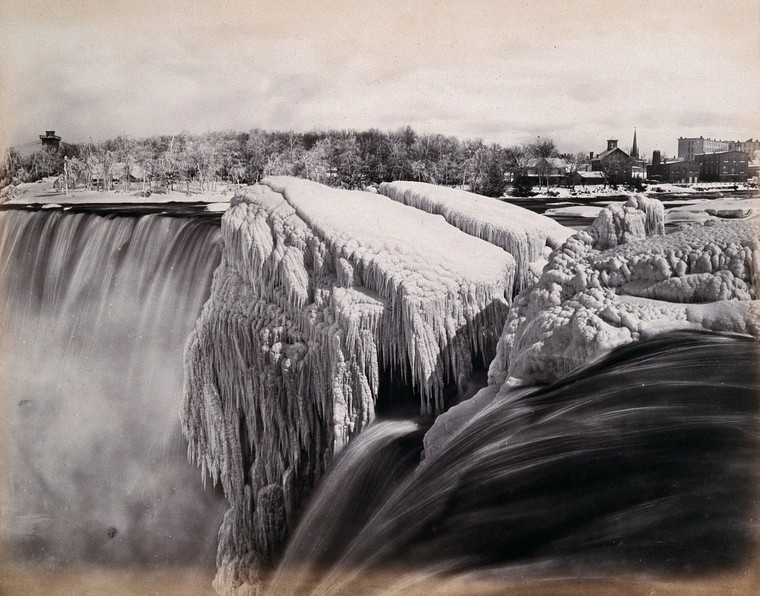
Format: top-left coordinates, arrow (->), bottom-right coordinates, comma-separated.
378,181 -> 572,292
586,194 -> 664,250
181,177 -> 515,591
489,196 -> 760,386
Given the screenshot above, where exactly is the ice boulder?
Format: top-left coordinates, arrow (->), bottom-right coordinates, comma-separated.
587,194 -> 664,250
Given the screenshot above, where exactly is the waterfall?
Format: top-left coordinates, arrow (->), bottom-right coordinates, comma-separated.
5,201 -> 759,595
269,331 -> 760,594
0,208 -> 227,573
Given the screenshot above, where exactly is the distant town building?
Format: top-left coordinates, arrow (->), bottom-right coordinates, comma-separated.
567,170 -> 607,186
729,138 -> 760,158
39,130 -> 61,151
591,138 -> 643,184
677,136 -> 730,161
694,150 -> 749,182
90,162 -> 145,186
646,150 -> 700,183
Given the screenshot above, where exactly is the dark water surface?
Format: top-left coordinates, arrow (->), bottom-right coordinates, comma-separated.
271,332 -> 760,594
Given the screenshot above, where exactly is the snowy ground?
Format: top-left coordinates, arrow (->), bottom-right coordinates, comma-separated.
538,191 -> 760,230
3,178 -> 759,236
7,178 -> 758,215
528,181 -> 756,200
666,196 -> 760,217
3,177 -> 234,211
545,197 -> 760,226
543,205 -> 604,219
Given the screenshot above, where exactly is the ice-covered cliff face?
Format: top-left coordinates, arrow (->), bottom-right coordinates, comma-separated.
489,196 -> 760,386
181,177 -> 516,591
378,181 -> 573,292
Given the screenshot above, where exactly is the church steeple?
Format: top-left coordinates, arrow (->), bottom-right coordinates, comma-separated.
631,128 -> 639,159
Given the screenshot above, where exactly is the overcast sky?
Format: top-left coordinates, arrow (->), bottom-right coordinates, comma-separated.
1,0 -> 758,157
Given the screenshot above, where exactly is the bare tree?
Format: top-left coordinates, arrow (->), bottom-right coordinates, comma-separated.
528,138 -> 559,189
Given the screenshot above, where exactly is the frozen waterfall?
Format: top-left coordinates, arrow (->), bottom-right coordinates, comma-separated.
7,180 -> 758,596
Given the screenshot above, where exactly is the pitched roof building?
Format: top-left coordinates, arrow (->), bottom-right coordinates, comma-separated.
591,138 -> 644,183
523,157 -> 569,186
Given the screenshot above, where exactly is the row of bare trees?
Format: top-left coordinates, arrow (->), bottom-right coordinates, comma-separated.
1,127 -> 576,197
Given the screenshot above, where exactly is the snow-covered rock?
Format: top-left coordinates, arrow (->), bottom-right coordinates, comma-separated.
181,177 -> 515,588
489,199 -> 760,387
378,181 -> 572,293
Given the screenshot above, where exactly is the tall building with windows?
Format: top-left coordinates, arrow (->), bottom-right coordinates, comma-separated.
678,137 -> 729,161
694,150 -> 749,182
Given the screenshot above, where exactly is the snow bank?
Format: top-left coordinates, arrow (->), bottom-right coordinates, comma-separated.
206,202 -> 231,212
667,197 -> 760,222
182,177 -> 514,588
488,198 -> 760,386
378,181 -> 572,292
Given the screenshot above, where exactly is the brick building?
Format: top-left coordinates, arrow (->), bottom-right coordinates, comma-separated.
694,150 -> 749,182
646,151 -> 699,183
591,139 -> 643,184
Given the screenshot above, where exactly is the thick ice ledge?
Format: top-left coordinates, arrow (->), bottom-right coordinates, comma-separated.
378,181 -> 573,292
181,177 -> 515,584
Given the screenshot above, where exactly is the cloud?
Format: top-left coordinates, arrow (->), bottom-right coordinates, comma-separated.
1,0 -> 758,155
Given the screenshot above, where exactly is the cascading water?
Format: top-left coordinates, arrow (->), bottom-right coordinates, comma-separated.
0,208 -> 227,578
269,331 -> 760,595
